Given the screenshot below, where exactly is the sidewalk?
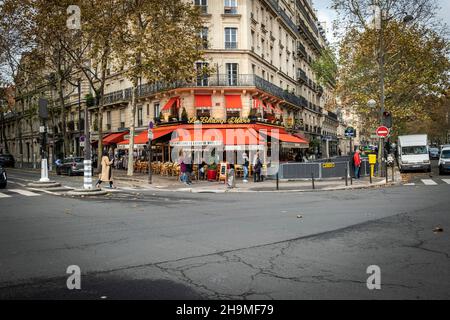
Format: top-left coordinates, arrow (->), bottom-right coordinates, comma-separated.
112,169 -> 400,193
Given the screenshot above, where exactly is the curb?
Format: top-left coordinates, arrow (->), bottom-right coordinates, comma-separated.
66,189 -> 108,197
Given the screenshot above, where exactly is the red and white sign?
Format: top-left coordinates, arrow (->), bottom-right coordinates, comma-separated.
376,126 -> 390,138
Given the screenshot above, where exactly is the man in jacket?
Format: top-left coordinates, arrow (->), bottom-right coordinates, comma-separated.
353,149 -> 362,179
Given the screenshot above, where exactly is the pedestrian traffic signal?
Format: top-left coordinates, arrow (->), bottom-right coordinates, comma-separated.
383,111 -> 392,128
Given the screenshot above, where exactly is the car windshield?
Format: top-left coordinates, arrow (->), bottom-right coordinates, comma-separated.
402,146 -> 428,155
441,150 -> 450,159
430,148 -> 439,153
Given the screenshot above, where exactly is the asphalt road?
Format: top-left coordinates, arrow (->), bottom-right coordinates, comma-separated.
0,167 -> 449,300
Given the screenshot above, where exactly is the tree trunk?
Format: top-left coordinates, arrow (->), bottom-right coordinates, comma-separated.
97,53 -> 108,171
127,78 -> 138,176
56,76 -> 69,157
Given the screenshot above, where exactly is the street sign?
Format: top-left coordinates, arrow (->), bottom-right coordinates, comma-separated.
345,127 -> 356,138
39,126 -> 46,133
80,135 -> 85,142
376,126 -> 390,138
147,129 -> 153,140
80,141 -> 85,147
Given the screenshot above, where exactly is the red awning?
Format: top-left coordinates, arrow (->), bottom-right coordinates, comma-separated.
194,95 -> 212,108
103,131 -> 128,145
252,98 -> 262,109
262,128 -> 309,145
118,127 -> 177,146
225,95 -> 242,109
162,97 -> 180,112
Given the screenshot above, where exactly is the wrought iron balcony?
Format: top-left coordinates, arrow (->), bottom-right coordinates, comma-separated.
297,43 -> 306,58
102,74 -> 310,110
297,69 -> 307,84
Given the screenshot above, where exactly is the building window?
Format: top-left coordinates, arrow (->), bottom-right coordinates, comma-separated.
196,108 -> 211,118
200,27 -> 208,49
120,109 -> 125,128
106,111 -> 111,130
224,0 -> 237,14
137,107 -> 143,127
154,103 -> 160,119
195,0 -> 207,14
227,110 -> 240,119
226,63 -> 238,86
196,62 -> 209,86
225,27 -> 237,49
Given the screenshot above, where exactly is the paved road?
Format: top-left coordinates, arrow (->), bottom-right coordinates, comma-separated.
0,168 -> 449,299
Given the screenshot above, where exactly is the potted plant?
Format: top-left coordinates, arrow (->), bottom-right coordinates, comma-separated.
207,162 -> 218,181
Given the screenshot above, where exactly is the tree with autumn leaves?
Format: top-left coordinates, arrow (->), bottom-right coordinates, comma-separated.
332,0 -> 450,139
0,0 -> 206,175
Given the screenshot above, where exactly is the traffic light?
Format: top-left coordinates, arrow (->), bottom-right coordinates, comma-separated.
383,111 -> 392,128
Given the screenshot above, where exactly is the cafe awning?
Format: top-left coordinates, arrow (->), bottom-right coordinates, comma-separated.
161,96 -> 180,112
260,128 -> 309,148
170,127 -> 264,148
117,127 -> 177,148
103,131 -> 128,145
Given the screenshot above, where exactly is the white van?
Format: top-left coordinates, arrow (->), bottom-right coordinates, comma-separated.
398,135 -> 431,173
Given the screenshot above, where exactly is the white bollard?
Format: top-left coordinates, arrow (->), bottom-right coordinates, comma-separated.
83,160 -> 93,190
39,159 -> 50,182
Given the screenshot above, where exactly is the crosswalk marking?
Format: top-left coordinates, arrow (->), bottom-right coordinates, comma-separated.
0,192 -> 12,198
442,179 -> 450,185
8,189 -> 41,197
421,179 -> 438,185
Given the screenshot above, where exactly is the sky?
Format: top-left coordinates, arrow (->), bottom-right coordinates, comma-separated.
312,0 -> 450,45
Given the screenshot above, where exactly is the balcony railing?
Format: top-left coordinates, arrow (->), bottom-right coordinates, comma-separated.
225,41 -> 238,49
297,70 -> 307,83
297,43 -> 306,58
102,74 -> 317,111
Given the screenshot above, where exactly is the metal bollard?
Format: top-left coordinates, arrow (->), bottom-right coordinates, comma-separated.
311,172 -> 315,190
276,172 -> 279,191
391,164 -> 395,182
385,161 -> 388,184
345,167 -> 348,186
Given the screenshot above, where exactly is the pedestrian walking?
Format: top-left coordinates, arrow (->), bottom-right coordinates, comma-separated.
242,152 -> 249,183
185,153 -> 193,185
253,151 -> 262,183
353,149 -> 362,179
95,151 -> 115,189
179,153 -> 187,184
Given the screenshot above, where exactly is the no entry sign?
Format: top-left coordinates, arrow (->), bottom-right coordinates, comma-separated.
376,126 -> 390,138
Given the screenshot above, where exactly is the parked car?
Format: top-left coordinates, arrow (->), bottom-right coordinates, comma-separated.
56,157 -> 84,176
0,165 -> 6,189
0,154 -> 15,168
438,147 -> 450,175
429,147 -> 440,160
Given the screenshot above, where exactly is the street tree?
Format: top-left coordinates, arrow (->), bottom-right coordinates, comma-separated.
338,21 -> 450,130
112,0 -> 206,176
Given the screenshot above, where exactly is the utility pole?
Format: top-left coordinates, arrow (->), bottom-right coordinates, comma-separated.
377,5 -> 386,177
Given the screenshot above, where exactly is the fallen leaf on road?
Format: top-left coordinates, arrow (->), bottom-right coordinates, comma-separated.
433,227 -> 444,233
